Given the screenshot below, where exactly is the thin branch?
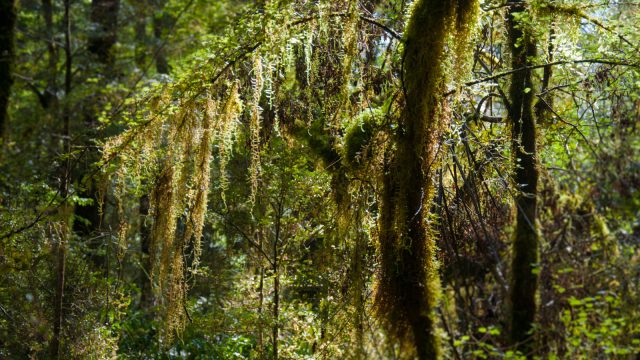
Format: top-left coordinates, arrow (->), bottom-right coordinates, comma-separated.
544,3 -> 639,51
476,114 -> 503,123
466,59 -> 638,87
360,16 -> 402,41
536,95 -> 599,159
209,13 -> 401,86
210,210 -> 274,266
446,58 -> 640,97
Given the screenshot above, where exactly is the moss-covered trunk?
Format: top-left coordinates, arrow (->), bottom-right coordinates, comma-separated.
506,0 -> 540,352
0,0 -> 17,140
376,1 -> 477,358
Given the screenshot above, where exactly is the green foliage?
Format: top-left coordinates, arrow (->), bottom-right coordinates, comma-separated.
561,294 -> 640,357
2,0 -> 640,359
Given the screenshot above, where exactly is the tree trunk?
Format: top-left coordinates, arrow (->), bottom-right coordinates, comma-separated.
376,1 -> 478,358
88,0 -> 120,69
352,230 -> 366,359
139,195 -> 153,308
256,227 -> 265,359
153,1 -> 174,75
506,0 -> 540,353
50,224 -> 68,359
134,0 -> 149,68
74,0 -> 121,263
41,0 -> 59,111
272,262 -> 279,360
272,205 -> 281,360
51,0 -> 73,357
535,24 -> 555,122
258,265 -> 264,358
0,0 -> 17,140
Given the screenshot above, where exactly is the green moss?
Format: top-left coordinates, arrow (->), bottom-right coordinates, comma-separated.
290,118 -> 341,166
342,109 -> 383,168
374,1 -> 479,359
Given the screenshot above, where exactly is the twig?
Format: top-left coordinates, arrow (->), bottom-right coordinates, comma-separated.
448,58 -> 640,96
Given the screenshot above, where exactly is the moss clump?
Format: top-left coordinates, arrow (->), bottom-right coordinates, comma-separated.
342,109 -> 383,168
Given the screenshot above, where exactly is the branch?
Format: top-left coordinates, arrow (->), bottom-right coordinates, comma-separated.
446,58 -> 640,96
542,3 -> 639,51
468,59 -> 638,86
209,13 -> 401,86
535,95 -> 599,159
360,16 -> 402,41
210,42 -> 262,86
210,209 -> 274,266
479,115 -> 504,123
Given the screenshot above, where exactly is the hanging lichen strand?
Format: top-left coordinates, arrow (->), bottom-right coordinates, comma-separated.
217,83 -> 243,206
162,96 -> 217,337
99,0 -> 325,339
375,0 -> 478,359
102,85 -> 241,340
149,102 -> 213,340
248,56 -> 264,206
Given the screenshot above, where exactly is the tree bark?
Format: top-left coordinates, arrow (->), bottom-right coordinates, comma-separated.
51,227 -> 67,359
272,201 -> 281,360
88,0 -> 120,69
377,2 -> 452,359
139,195 -> 153,308
375,1 -> 478,358
134,0 -> 149,68
51,0 -> 73,357
352,224 -> 366,360
0,0 -> 17,140
256,227 -> 265,359
535,24 -> 555,122
74,0 -> 122,260
41,0 -> 59,111
153,1 -> 174,74
506,0 -> 540,353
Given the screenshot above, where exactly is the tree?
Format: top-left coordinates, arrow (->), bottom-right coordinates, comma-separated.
50,0 -> 74,356
88,0 -> 120,69
152,0 -> 174,74
375,1 -> 478,358
0,0 -> 17,140
506,0 -> 540,352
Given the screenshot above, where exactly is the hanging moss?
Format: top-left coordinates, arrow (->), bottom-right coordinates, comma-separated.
217,83 -> 243,206
103,90 -> 221,342
453,0 -> 480,84
374,0 -> 479,359
248,55 -> 265,206
98,0 -> 482,348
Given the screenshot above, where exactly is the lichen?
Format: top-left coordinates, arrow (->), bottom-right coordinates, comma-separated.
248,55 -> 265,207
